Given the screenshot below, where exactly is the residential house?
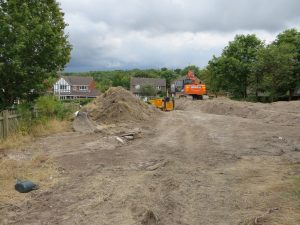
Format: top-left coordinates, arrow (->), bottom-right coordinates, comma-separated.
130,77 -> 166,96
53,76 -> 101,100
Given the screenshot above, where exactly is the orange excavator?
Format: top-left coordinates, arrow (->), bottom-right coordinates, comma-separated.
172,70 -> 207,100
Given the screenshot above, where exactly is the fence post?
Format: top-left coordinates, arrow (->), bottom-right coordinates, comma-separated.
3,110 -> 9,139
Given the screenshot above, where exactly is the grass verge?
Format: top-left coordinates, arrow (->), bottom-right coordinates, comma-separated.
0,119 -> 70,208
0,119 -> 71,150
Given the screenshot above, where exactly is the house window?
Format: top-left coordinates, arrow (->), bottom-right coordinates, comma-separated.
60,85 -> 67,90
156,86 -> 161,90
79,86 -> 87,91
135,85 -> 140,90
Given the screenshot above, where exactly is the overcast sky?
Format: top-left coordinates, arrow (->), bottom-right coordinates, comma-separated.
58,0 -> 300,72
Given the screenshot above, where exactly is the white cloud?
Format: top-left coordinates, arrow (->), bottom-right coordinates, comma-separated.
58,0 -> 300,71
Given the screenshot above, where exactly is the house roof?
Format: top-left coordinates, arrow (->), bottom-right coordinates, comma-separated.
61,76 -> 94,86
131,77 -> 166,86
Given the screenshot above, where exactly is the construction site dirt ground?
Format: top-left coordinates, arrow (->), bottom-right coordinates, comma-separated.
1,98 -> 300,225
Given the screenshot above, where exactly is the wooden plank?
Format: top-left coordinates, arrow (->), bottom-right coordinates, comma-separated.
0,119 -> 3,139
8,114 -> 20,119
3,110 -> 9,139
0,110 -> 20,139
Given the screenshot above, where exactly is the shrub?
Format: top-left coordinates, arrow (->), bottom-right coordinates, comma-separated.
35,96 -> 70,119
140,85 -> 157,97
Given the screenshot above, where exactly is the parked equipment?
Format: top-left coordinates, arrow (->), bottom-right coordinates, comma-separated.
149,97 -> 174,111
172,70 -> 207,100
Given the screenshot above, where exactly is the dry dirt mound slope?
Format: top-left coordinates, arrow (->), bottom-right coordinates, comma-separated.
182,98 -> 300,125
72,111 -> 97,133
84,87 -> 160,124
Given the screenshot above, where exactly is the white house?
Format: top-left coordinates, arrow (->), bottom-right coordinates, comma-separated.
53,76 -> 100,100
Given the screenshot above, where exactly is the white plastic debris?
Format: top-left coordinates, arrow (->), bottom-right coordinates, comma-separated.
116,137 -> 125,144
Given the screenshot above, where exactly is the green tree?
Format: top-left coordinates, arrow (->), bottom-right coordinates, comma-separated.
205,56 -> 227,97
181,65 -> 201,79
96,78 -> 112,92
0,0 -> 71,109
274,29 -> 300,100
140,85 -> 156,97
160,69 -> 178,89
222,34 -> 264,98
254,43 -> 296,101
132,70 -> 159,78
174,68 -> 181,75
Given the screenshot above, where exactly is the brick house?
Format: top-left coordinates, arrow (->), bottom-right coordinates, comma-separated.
53,76 -> 101,100
130,77 -> 166,96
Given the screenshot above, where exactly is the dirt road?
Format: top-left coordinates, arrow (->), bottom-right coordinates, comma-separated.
2,99 -> 300,225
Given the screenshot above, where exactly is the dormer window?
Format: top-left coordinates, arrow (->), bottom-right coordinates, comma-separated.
79,86 -> 87,91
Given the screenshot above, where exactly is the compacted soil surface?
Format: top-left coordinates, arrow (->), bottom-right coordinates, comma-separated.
1,98 -> 300,225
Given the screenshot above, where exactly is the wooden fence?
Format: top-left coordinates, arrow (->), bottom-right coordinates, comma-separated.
0,103 -> 80,140
0,110 -> 20,139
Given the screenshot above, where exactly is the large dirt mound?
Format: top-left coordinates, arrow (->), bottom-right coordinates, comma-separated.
84,87 -> 160,124
179,98 -> 300,125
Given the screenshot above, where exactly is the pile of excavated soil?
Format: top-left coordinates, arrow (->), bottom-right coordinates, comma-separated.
179,97 -> 300,125
84,87 -> 160,124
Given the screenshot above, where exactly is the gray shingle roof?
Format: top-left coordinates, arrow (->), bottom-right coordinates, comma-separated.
131,77 -> 166,86
62,76 -> 94,86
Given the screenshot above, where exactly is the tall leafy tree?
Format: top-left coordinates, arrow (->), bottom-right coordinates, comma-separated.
222,34 -> 264,98
254,43 -> 296,100
274,29 -> 300,100
0,0 -> 71,108
160,69 -> 178,89
206,56 -> 231,97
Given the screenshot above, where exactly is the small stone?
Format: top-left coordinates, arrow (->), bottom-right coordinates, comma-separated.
124,135 -> 134,140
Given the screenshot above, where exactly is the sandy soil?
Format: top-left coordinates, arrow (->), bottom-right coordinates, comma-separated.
1,98 -> 300,225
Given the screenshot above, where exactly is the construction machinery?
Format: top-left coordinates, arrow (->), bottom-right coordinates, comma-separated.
148,96 -> 174,111
172,70 -> 207,100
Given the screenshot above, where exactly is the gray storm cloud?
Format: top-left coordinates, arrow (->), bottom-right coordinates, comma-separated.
59,0 -> 300,71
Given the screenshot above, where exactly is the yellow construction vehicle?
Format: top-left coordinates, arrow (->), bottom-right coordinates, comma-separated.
148,96 -> 174,111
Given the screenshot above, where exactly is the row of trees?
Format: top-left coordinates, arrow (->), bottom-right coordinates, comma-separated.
65,66 -> 200,93
201,29 -> 300,101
